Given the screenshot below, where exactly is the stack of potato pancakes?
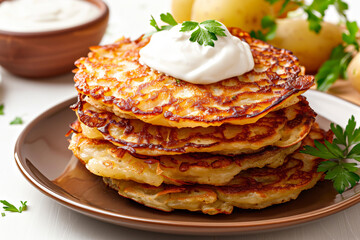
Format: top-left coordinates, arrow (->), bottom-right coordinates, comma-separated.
68,28 -> 330,215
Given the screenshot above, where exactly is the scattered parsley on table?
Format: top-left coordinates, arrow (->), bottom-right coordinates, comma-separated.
10,117 -> 23,125
0,200 -> 27,214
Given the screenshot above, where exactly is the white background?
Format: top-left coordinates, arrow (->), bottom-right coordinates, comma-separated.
1,0 -> 360,239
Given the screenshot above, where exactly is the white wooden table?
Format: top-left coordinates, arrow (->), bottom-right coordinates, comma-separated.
1,1 -> 360,239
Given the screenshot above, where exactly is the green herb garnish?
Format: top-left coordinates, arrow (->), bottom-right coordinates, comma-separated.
0,200 -> 27,213
149,13 -> 226,47
1,213 -> 5,217
180,20 -> 226,47
302,0 -> 337,33
0,104 -> 4,115
10,117 -> 23,125
150,13 -> 177,32
316,20 -> 359,91
301,116 -> 360,194
250,15 -> 277,41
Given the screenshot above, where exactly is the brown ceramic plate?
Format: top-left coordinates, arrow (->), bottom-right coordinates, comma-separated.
14,90 -> 360,235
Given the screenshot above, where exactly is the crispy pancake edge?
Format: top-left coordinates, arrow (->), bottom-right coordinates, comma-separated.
72,95 -> 316,156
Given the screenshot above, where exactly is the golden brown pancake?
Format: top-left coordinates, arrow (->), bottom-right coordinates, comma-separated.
72,95 -> 315,156
73,28 -> 314,128
69,132 -> 300,186
102,125 -> 331,215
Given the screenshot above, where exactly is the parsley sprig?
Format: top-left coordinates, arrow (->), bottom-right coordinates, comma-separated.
301,0 -> 344,33
316,20 -> 359,91
149,13 -> 227,47
180,20 -> 226,47
0,104 -> 24,125
0,200 -> 27,214
301,116 -> 360,194
150,13 -> 177,32
10,116 -> 23,125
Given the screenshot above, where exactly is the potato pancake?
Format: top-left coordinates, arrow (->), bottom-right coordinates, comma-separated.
73,28 -> 314,128
69,132 -> 300,186
102,125 -> 330,215
72,95 -> 315,156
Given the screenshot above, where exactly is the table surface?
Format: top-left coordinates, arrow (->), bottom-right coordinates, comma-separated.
2,0 -> 360,239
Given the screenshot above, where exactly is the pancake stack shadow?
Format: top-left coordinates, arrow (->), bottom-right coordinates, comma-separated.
68,28 -> 331,215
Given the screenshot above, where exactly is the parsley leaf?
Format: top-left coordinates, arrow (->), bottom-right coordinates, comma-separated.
342,21 -> 359,50
160,13 -> 177,27
309,0 -> 332,15
180,20 -> 226,47
19,201 -> 27,213
10,117 -> 23,125
315,44 -> 352,91
334,0 -> 349,18
1,213 -> 5,217
304,8 -> 323,33
150,16 -> 161,31
180,21 -> 198,31
315,19 -> 359,91
301,0 -> 335,33
301,115 -> 360,194
149,12 -> 178,33
348,144 -> 360,161
331,122 -> 347,145
346,115 -> 358,145
0,200 -> 27,213
0,104 -> 3,115
0,201 -> 18,212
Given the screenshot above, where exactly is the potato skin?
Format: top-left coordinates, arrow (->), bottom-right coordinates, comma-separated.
191,0 -> 272,32
171,0 -> 194,23
269,19 -> 343,73
347,52 -> 360,93
172,0 -> 300,24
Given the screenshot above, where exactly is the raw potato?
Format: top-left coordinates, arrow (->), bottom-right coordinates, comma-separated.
191,0 -> 272,32
269,19 -> 343,73
171,0 -> 194,22
347,52 -> 360,93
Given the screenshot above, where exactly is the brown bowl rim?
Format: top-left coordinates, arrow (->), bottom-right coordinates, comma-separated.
0,0 -> 109,37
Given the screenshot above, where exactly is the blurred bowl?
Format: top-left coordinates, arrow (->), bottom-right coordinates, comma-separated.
0,0 -> 109,78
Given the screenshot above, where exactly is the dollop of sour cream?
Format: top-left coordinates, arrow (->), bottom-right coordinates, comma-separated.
139,24 -> 254,85
0,0 -> 100,32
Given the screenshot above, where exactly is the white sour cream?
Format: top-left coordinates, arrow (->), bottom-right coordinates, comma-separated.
139,24 -> 254,85
0,0 -> 101,32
